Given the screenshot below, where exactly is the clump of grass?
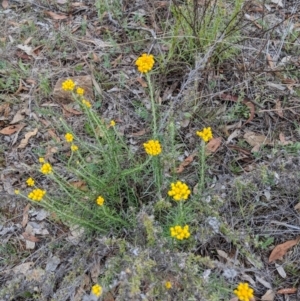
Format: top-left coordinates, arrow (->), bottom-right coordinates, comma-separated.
166,0 -> 244,66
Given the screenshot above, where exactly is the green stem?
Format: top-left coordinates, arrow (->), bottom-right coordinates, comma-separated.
87,109 -> 120,170
49,172 -> 101,219
152,156 -> 162,198
24,194 -> 105,232
199,142 -> 206,195
146,73 -> 157,138
102,206 -> 129,227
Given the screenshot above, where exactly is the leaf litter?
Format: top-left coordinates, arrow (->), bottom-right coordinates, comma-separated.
269,237 -> 300,262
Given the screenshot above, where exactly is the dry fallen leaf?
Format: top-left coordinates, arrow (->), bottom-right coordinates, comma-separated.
103,291 -> 116,301
0,123 -> 26,135
10,109 -> 26,124
18,128 -> 38,148
275,263 -> 286,278
127,129 -> 147,137
278,133 -> 292,145
266,53 -> 275,69
74,274 -> 90,301
269,237 -> 300,262
92,52 -> 100,62
239,275 -> 254,287
62,104 -> 83,116
277,288 -> 297,294
13,79 -> 26,95
69,181 -> 88,191
275,100 -> 283,117
13,262 -> 34,274
0,103 -> 10,117
244,132 -> 273,147
44,11 -> 68,20
176,152 -> 197,173
216,249 -> 230,261
17,44 -> 37,58
244,131 -> 273,152
48,129 -> 60,142
294,202 -> 300,211
261,289 -> 275,301
271,0 -> 283,8
22,232 -> 40,242
2,0 -> 8,9
44,146 -> 58,161
22,203 -> 30,228
112,54 -> 122,68
226,129 -> 240,144
206,137 -> 222,155
90,264 -> 101,283
256,276 -> 272,289
136,77 -> 148,88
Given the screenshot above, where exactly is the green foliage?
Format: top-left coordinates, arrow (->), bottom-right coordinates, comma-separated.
17,74 -> 210,239
253,235 -> 274,250
167,0 -> 244,65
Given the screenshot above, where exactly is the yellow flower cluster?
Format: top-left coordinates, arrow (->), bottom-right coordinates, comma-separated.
40,163 -> 52,175
61,79 -> 92,112
91,284 -> 102,297
234,283 -> 254,301
39,157 -> 45,163
96,196 -> 105,206
71,144 -> 78,152
196,127 -> 213,142
135,53 -> 155,73
62,79 -> 75,91
170,225 -> 190,240
76,87 -> 84,95
165,281 -> 172,289
26,177 -> 35,187
82,99 -> 91,108
28,188 -> 46,201
110,120 -> 116,127
168,181 -> 191,201
65,133 -> 74,143
143,140 -> 162,156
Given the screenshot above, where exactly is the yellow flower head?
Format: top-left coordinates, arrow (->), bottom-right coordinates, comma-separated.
28,188 -> 46,202
65,133 -> 74,143
71,144 -> 78,152
170,225 -> 190,240
40,163 -> 52,175
135,53 -> 155,73
91,284 -> 102,297
14,189 -> 20,195
82,99 -> 91,108
76,87 -> 84,95
196,127 -> 213,142
165,281 -> 172,289
143,140 -> 162,156
96,196 -> 105,206
234,283 -> 254,301
26,177 -> 35,187
110,120 -> 116,127
39,157 -> 45,163
168,181 -> 191,201
61,79 -> 75,91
